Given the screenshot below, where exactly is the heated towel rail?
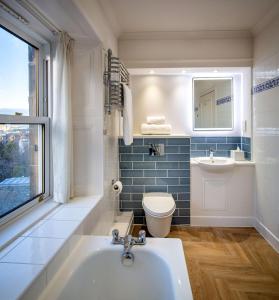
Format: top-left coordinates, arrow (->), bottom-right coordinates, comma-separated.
104,49 -> 130,114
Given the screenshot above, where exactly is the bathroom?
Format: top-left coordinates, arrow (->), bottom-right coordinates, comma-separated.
0,0 -> 278,299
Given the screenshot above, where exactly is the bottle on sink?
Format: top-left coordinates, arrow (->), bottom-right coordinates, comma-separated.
231,146 -> 245,161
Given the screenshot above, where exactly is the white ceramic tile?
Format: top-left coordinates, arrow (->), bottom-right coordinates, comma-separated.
0,237 -> 65,265
21,220 -> 47,237
0,263 -> 44,300
0,237 -> 25,259
48,207 -> 90,221
0,201 -> 59,248
46,240 -> 70,283
26,220 -> 79,239
43,205 -> 64,220
253,16 -> 279,251
64,195 -> 101,208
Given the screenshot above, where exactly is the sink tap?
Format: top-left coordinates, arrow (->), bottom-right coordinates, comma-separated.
137,230 -> 146,244
123,234 -> 134,253
209,148 -> 214,160
112,228 -> 122,244
112,229 -> 146,246
111,229 -> 146,265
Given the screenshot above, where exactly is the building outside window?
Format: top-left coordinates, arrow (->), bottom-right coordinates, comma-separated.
0,24 -> 50,222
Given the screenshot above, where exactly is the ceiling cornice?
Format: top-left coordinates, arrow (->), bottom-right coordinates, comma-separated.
122,58 -> 253,69
252,2 -> 279,36
97,0 -> 121,37
119,30 -> 253,41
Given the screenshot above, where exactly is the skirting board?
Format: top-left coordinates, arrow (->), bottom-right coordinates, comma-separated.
190,216 -> 279,254
254,218 -> 279,253
191,216 -> 254,227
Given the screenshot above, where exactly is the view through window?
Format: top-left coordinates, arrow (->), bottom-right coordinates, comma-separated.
0,26 -> 45,218
0,124 -> 43,217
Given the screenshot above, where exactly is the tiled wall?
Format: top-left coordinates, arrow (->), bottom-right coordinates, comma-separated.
191,136 -> 251,160
241,137 -> 251,160
119,135 -> 251,225
119,137 -> 190,225
253,15 -> 279,249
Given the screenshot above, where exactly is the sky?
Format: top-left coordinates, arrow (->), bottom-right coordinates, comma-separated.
0,26 -> 29,115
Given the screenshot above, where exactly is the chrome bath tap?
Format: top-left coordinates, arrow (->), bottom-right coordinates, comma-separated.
112,229 -> 146,265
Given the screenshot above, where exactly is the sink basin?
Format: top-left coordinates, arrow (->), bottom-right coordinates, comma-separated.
194,157 -> 235,172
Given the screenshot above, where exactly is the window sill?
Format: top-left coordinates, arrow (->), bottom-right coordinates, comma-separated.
0,200 -> 59,250
0,195 -> 102,300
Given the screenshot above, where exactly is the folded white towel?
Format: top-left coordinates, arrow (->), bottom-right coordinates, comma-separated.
122,84 -> 133,145
146,116 -> 166,124
141,123 -> 172,135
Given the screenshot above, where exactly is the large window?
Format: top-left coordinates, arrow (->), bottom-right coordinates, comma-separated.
0,25 -> 49,221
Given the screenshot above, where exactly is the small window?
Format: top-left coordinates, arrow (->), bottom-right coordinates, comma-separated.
0,24 -> 50,221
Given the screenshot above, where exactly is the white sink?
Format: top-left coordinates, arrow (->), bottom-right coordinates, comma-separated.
194,157 -> 235,172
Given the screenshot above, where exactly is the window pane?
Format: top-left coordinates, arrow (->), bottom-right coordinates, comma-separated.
0,26 -> 38,116
0,124 -> 43,217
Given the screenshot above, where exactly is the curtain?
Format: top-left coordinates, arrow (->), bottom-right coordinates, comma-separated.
52,32 -> 74,203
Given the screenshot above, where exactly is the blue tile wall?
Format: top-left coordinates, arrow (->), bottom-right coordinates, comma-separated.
191,136 -> 251,160
119,136 -> 251,225
119,138 -> 190,225
241,137 -> 251,160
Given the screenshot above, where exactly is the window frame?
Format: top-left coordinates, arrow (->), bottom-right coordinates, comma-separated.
0,19 -> 51,226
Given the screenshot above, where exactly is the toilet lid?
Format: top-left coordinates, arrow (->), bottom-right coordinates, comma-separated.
142,193 -> 176,217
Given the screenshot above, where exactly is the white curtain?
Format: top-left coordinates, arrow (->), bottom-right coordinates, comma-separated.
52,32 -> 74,203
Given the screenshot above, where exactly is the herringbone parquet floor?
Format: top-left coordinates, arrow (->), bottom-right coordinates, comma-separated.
132,226 -> 279,300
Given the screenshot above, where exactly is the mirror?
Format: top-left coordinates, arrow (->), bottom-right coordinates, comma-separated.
193,78 -> 233,130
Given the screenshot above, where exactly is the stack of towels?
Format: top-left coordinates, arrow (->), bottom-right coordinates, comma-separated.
141,116 -> 172,135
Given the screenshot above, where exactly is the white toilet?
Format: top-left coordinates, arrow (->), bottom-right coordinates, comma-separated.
142,192 -> 176,237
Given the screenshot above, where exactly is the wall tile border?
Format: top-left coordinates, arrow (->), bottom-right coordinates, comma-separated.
253,75 -> 279,94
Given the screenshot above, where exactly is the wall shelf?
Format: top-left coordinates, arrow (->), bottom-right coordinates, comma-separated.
119,134 -> 190,138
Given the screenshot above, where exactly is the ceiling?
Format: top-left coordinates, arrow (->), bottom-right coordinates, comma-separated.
99,0 -> 278,37
28,0 -> 99,41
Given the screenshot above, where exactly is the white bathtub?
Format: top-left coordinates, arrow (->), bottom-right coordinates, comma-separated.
39,236 -> 193,300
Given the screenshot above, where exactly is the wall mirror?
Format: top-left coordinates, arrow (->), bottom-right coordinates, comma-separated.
193,78 -> 233,130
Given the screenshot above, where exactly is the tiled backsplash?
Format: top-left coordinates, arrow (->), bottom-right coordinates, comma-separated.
119,137 -> 190,225
241,137 -> 251,160
119,135 -> 251,225
191,136 -> 251,160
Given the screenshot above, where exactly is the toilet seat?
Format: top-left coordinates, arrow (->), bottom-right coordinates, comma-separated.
142,193 -> 176,218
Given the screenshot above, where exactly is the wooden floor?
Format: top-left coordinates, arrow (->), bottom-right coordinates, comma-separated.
132,226 -> 279,300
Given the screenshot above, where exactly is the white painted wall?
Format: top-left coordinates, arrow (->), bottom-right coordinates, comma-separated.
73,0 -> 118,53
72,43 -> 119,235
131,68 -> 251,137
119,33 -> 253,68
30,0 -> 120,235
253,16 -> 279,252
132,75 -> 189,135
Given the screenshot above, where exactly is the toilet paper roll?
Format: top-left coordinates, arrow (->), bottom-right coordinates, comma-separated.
112,181 -> 123,194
